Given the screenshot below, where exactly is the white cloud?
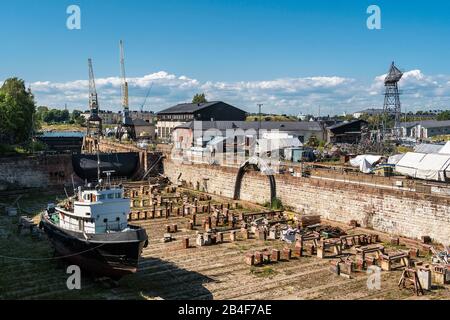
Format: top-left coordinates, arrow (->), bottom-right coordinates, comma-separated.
28,69 -> 450,115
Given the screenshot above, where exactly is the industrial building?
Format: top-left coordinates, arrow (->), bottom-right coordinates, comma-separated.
171,120 -> 325,151
326,119 -> 368,144
156,102 -> 247,142
399,120 -> 450,139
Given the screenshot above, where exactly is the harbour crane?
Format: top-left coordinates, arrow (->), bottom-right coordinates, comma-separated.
87,58 -> 102,136
117,40 -> 135,140
140,82 -> 153,113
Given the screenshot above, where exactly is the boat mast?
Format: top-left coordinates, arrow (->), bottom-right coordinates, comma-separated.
96,151 -> 101,184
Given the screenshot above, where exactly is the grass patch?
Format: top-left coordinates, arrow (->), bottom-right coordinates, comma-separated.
0,144 -> 28,156
263,197 -> 283,210
396,145 -> 413,153
381,242 -> 408,251
250,266 -> 278,278
430,134 -> 450,142
235,244 -> 250,253
41,123 -> 84,132
0,141 -> 47,156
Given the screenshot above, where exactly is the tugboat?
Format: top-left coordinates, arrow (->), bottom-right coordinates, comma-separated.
40,173 -> 148,279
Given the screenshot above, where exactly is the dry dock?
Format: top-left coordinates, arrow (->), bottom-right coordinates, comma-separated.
0,187 -> 449,300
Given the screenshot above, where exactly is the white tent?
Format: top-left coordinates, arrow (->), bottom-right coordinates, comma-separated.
255,138 -> 302,154
349,155 -> 382,173
414,143 -> 444,154
387,154 -> 405,165
395,152 -> 450,181
394,152 -> 426,178
438,141 -> 450,154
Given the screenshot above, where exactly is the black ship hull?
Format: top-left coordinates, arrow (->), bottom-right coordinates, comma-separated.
40,214 -> 148,279
72,153 -> 140,180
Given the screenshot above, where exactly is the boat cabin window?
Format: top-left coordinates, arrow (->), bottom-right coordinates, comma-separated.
115,193 -> 122,199
98,194 -> 106,200
107,193 -> 114,199
83,194 -> 90,201
103,218 -> 108,223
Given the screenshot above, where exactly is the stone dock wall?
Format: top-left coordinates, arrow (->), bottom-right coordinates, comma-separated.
163,159 -> 450,245
0,154 -> 75,190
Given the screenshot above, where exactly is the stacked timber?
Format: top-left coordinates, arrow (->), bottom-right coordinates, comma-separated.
300,215 -> 321,228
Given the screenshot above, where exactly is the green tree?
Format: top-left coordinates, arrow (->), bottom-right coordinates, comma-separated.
0,78 -> 36,144
437,110 -> 450,121
71,109 -> 85,125
42,108 -> 70,123
36,106 -> 49,122
306,135 -> 319,147
192,93 -> 208,104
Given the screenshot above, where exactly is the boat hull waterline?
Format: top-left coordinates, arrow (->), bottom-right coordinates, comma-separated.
40,214 -> 148,279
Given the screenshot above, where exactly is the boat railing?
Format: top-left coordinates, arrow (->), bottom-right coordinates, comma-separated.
88,176 -> 129,187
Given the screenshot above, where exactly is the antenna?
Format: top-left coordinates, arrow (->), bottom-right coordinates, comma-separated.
71,174 -> 76,196
103,170 -> 115,187
96,151 -> 101,183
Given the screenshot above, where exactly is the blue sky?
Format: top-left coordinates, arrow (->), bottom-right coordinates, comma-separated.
1,0 -> 450,115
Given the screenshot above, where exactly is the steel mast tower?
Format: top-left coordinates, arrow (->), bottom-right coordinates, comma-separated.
382,61 -> 403,138
87,58 -> 102,136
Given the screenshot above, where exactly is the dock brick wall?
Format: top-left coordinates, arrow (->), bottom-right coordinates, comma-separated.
163,159 -> 450,245
0,154 -> 75,190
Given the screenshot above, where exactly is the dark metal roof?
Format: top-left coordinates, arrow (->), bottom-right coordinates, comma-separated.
327,120 -> 367,130
157,101 -> 224,114
174,121 -> 324,132
131,118 -> 153,126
